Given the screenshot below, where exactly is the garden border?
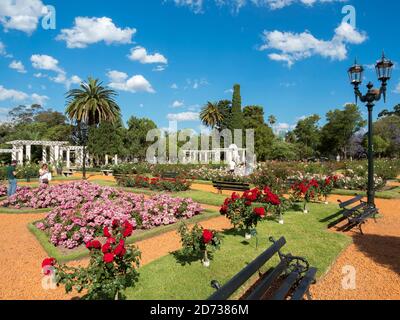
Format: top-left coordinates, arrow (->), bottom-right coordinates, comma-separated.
28,209 -> 221,263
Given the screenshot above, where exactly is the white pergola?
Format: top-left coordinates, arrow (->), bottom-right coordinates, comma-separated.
6,140 -> 85,168
181,145 -> 247,164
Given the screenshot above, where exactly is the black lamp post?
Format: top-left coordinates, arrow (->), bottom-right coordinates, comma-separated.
348,53 -> 394,207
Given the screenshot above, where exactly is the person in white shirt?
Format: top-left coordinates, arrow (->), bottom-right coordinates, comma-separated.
39,164 -> 52,185
229,159 -> 236,174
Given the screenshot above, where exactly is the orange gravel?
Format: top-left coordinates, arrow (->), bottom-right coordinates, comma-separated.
311,195 -> 400,300
0,210 -> 230,300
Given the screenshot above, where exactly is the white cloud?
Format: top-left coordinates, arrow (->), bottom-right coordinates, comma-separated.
171,100 -> 185,108
171,83 -> 178,89
0,0 -> 48,33
260,22 -> 367,67
167,111 -> 199,121
128,46 -> 168,64
0,85 -> 29,101
50,73 -> 82,88
394,82 -> 400,94
186,78 -> 208,89
0,41 -> 5,55
31,54 -> 63,73
31,93 -> 49,105
107,70 -> 155,93
169,0 -> 346,13
224,88 -> 234,93
0,85 -> 49,105
9,60 -> 27,73
273,122 -> 295,135
57,17 -> 136,49
153,65 -> 167,72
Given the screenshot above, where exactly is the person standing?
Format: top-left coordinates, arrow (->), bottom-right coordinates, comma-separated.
7,160 -> 17,197
39,164 -> 51,185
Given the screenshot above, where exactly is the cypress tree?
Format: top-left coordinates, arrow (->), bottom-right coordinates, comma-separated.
230,84 -> 243,131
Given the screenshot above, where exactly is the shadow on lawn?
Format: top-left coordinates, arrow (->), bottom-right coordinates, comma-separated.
172,250 -> 216,266
353,234 -> 400,275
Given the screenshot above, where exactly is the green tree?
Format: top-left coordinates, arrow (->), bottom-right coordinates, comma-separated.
320,104 -> 366,159
88,121 -> 125,165
200,102 -> 224,129
293,114 -> 321,159
65,77 -> 121,178
243,106 -> 275,161
125,116 -> 157,161
378,104 -> 400,118
374,115 -> 400,157
229,84 -> 243,130
268,115 -> 277,126
270,140 -> 299,160
217,100 -> 232,130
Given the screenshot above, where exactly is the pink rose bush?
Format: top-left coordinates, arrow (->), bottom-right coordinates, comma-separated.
0,181 -> 203,249
0,184 -> 7,197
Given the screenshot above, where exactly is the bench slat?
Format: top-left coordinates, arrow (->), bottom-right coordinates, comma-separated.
291,268 -> 318,300
271,271 -> 300,300
208,237 -> 287,300
338,195 -> 363,208
245,260 -> 288,300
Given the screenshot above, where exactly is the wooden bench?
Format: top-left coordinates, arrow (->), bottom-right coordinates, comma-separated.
101,169 -> 114,176
212,181 -> 250,194
321,195 -> 377,235
62,170 -> 74,177
208,237 -> 317,301
161,172 -> 178,179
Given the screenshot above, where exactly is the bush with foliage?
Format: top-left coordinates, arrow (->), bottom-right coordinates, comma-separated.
116,175 -> 192,192
290,179 -> 320,212
44,220 -> 141,300
220,189 -> 266,232
0,184 -> 7,197
260,186 -> 292,222
177,223 -> 221,265
17,163 -> 39,181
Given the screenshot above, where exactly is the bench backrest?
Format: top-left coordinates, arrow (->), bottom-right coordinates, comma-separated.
212,181 -> 250,191
338,195 -> 363,208
161,172 -> 178,179
208,237 -> 286,300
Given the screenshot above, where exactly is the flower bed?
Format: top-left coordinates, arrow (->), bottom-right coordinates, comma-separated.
0,184 -> 7,197
116,175 -> 192,192
0,181 -> 203,249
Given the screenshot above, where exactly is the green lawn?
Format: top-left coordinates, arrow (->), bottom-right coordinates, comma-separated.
332,187 -> 400,199
125,202 -> 351,300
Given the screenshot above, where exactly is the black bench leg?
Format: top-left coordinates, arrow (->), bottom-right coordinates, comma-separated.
358,223 -> 364,236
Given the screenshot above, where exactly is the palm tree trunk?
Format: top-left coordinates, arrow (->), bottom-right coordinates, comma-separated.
82,145 -> 87,180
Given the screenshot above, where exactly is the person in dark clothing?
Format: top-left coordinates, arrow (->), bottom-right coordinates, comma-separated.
6,160 -> 17,197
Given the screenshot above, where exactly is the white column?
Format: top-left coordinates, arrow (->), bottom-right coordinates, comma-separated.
114,154 -> 118,165
105,155 -> 109,165
49,146 -> 55,164
66,149 -> 71,168
18,147 -> 24,164
42,147 -> 47,163
54,145 -> 60,163
12,147 -> 17,161
26,145 -> 31,162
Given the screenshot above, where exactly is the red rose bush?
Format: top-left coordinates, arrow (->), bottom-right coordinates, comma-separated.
177,223 -> 221,267
43,220 -> 140,300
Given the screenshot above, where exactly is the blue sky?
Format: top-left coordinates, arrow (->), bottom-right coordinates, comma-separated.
0,0 -> 399,134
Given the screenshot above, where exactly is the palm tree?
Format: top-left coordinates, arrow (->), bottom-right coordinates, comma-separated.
66,77 -> 121,179
268,115 -> 277,126
200,102 -> 224,129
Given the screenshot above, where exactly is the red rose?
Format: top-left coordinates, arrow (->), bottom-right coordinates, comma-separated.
231,192 -> 240,200
220,205 -> 228,215
245,201 -> 252,206
103,227 -> 112,238
114,240 -> 126,257
42,258 -> 56,268
107,237 -> 116,244
85,241 -> 93,249
42,258 -> 56,276
122,221 -> 134,238
112,219 -> 119,228
102,243 -> 111,253
202,229 -> 214,244
103,253 -> 114,264
91,240 -> 102,249
253,207 -> 265,218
